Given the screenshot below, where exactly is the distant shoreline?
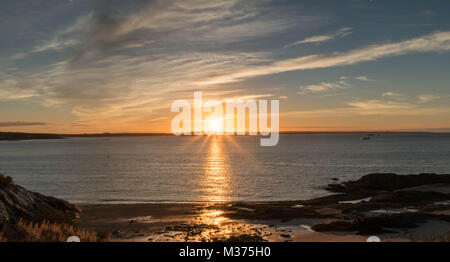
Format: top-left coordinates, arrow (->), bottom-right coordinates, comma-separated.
1,131 -> 449,141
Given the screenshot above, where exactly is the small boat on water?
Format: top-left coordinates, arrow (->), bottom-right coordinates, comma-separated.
361,136 -> 371,140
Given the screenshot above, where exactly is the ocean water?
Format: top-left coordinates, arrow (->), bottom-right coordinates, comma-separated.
0,133 -> 449,203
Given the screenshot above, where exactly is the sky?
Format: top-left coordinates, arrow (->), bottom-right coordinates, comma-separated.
1,0 -> 450,133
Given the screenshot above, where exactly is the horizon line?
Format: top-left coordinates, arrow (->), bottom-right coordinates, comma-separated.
2,130 -> 450,137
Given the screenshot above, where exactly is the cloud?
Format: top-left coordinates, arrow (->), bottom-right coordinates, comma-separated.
284,96 -> 450,117
32,38 -> 79,53
0,76 -> 38,100
417,94 -> 441,103
382,92 -> 406,100
284,106 -> 450,117
298,76 -> 349,94
222,93 -> 275,102
0,122 -> 47,127
59,11 -> 94,34
15,12 -> 93,58
356,76 -> 375,82
9,52 -> 26,60
200,31 -> 450,85
67,0 -> 301,62
4,50 -> 272,126
284,27 -> 352,48
348,100 -> 413,110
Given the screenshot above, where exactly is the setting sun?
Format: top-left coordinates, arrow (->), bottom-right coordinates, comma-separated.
205,118 -> 224,134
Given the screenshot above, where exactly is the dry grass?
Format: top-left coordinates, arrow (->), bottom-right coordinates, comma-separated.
2,220 -> 109,242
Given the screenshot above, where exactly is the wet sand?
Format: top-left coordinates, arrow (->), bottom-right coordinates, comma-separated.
78,202 -> 446,242
79,202 -> 343,242
79,203 -> 302,242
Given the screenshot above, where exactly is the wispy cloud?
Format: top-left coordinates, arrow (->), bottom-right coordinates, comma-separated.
0,76 -> 38,100
9,52 -> 26,61
356,76 -> 375,82
417,94 -> 442,103
201,31 -> 450,85
67,0 -> 301,62
298,76 -> 349,94
32,38 -> 80,53
348,99 -> 413,111
283,106 -> 450,118
382,92 -> 406,100
284,27 -> 352,48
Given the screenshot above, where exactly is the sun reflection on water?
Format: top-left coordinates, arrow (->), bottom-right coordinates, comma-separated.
200,135 -> 231,202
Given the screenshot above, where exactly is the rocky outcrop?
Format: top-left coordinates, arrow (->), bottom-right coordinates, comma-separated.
216,173 -> 450,238
325,173 -> 450,193
0,177 -> 80,226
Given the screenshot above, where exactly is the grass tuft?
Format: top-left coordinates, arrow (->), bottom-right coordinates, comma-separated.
1,220 -> 109,242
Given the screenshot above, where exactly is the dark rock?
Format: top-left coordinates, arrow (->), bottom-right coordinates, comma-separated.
280,234 -> 291,238
311,220 -> 356,232
370,191 -> 449,204
0,181 -> 80,225
325,173 -> 450,193
311,213 -> 448,235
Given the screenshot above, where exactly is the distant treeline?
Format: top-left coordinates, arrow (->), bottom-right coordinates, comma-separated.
0,131 -> 442,141
0,132 -> 173,141
0,132 -> 63,141
64,133 -> 173,137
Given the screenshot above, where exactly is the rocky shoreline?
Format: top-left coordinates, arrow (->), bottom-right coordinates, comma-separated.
1,172 -> 449,241
0,174 -> 82,241
0,175 -> 79,225
208,173 -> 450,239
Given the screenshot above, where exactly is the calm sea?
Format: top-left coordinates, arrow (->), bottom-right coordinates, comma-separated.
0,133 -> 449,203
